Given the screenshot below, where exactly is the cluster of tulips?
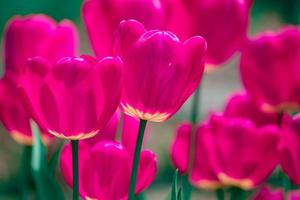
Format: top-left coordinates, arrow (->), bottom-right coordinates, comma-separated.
0,0 -> 299,199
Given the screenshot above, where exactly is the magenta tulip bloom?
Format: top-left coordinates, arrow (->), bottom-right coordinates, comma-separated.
205,114 -> 279,189
4,14 -> 78,76
60,141 -> 157,199
167,0 -> 251,66
0,75 -> 53,145
82,0 -> 166,58
278,114 -> 300,186
224,92 -> 280,127
240,27 -> 300,113
253,187 -> 283,200
113,20 -> 206,122
19,56 -> 122,140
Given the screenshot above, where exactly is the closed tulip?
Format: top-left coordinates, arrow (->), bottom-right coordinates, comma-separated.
240,27 -> 300,113
113,20 -> 206,122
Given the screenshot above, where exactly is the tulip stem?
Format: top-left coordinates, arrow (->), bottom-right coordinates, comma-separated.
216,188 -> 225,200
72,140 -> 79,200
128,119 -> 147,200
20,145 -> 32,200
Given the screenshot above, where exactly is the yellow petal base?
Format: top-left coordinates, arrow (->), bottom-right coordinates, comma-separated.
262,102 -> 300,113
11,130 -> 52,146
122,103 -> 170,122
192,179 -> 223,190
48,129 -> 98,140
218,173 -> 254,190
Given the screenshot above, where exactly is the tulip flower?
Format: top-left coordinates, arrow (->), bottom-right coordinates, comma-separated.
206,114 -> 280,190
113,19 -> 206,199
240,27 -> 300,113
82,0 -> 166,58
0,75 -> 53,145
60,141 -> 157,200
224,92 -> 280,127
114,20 -> 206,122
19,55 -> 123,200
4,14 -> 78,77
278,114 -> 300,186
171,114 -> 280,190
253,187 -> 284,200
167,0 -> 251,66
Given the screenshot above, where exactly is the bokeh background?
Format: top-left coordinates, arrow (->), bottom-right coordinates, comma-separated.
0,0 -> 299,199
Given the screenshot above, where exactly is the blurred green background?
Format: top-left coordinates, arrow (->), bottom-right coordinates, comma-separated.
0,0 -> 299,199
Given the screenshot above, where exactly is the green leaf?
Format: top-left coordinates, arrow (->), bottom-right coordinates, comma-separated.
48,141 -> 64,174
135,192 -> 146,200
177,188 -> 182,200
171,169 -> 179,200
31,121 -> 65,200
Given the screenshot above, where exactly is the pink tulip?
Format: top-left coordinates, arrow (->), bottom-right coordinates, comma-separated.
206,114 -> 280,189
0,75 -> 53,145
19,56 -> 122,140
84,111 -> 119,146
60,141 -> 157,199
224,92 -> 280,127
278,114 -> 300,186
4,14 -> 78,76
289,190 -> 300,200
82,0 -> 166,58
253,186 -> 283,200
240,27 -> 300,113
167,0 -> 251,66
113,20 -> 206,122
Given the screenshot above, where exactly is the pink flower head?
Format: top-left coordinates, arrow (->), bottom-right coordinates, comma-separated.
113,20 -> 206,122
4,14 -> 78,76
82,0 -> 166,58
0,75 -> 53,145
60,141 -> 157,199
224,92 -> 280,127
253,186 -> 283,200
278,114 -> 300,186
167,0 -> 251,66
205,114 -> 280,190
240,27 -> 300,113
19,56 -> 123,140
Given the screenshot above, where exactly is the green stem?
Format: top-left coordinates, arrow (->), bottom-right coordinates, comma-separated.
20,145 -> 32,200
128,119 -> 147,200
72,140 -> 79,200
181,174 -> 192,200
190,86 -> 201,124
216,188 -> 225,200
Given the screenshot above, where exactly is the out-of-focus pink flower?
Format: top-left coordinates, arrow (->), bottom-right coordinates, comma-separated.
172,114 -> 280,190
60,141 -> 157,199
240,27 -> 300,113
84,111 -> 119,146
279,114 -> 300,186
206,114 -> 280,190
4,14 -> 78,76
253,186 -> 284,200
19,56 -> 122,140
113,20 -> 206,122
224,92 -> 280,127
0,75 -> 53,145
167,0 -> 251,66
82,0 -> 166,58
